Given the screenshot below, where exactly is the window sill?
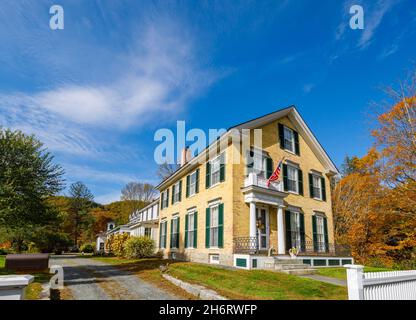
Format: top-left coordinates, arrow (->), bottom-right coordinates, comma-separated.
208,181 -> 223,190
283,148 -> 298,156
287,190 -> 300,196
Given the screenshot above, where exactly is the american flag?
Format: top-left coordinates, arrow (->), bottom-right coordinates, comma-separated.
267,157 -> 285,187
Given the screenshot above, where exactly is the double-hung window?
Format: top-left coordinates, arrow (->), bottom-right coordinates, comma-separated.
189,171 -> 197,196
171,216 -> 179,249
283,126 -> 295,153
247,149 -> 272,179
187,212 -> 196,248
211,156 -> 221,186
210,205 -> 219,247
161,190 -> 169,209
290,211 -> 302,250
287,165 -> 299,193
173,181 -> 181,203
315,216 -> 326,253
144,227 -> 151,238
159,221 -> 167,249
312,175 -> 322,199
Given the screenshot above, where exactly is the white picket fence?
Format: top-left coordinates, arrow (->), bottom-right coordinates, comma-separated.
345,265 -> 416,300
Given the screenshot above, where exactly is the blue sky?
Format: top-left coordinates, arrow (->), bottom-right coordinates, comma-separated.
0,0 -> 415,203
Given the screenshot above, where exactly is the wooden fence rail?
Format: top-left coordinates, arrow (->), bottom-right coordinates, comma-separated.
345,265 -> 416,300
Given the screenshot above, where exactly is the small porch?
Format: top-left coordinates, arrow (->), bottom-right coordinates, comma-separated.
238,173 -> 351,259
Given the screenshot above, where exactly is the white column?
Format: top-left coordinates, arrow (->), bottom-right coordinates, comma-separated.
249,202 -> 257,238
277,206 -> 285,255
345,264 -> 364,300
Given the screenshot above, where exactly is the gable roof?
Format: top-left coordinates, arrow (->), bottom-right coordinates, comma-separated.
156,105 -> 339,189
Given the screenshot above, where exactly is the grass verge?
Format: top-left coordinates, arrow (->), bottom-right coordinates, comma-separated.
316,267 -> 392,280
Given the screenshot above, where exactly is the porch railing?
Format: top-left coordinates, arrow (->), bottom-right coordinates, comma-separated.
244,172 -> 283,192
233,237 -> 259,254
233,236 -> 351,256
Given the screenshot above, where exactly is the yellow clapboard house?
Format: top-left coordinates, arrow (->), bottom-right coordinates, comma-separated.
156,106 -> 353,271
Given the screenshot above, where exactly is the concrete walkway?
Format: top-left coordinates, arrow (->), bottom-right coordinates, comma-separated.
51,255 -> 179,300
300,274 -> 347,286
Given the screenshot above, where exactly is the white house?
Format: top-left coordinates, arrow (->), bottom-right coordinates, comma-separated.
95,198 -> 160,252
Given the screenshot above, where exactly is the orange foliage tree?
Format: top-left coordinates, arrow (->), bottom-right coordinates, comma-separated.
333,76 -> 416,268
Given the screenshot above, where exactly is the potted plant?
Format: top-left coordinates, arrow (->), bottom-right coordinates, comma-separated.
289,247 -> 299,259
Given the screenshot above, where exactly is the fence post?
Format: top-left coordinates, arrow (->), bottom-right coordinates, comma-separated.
345,264 -> 364,300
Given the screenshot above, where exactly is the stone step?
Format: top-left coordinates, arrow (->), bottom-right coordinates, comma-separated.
275,264 -> 312,270
281,268 -> 318,276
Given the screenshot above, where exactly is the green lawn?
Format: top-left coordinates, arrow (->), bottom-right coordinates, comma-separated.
316,267 -> 392,280
167,262 -> 347,300
0,255 -> 50,300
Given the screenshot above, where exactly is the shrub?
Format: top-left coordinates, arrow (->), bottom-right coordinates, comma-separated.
0,248 -> 9,255
80,243 -> 95,254
26,242 -> 40,253
124,236 -> 155,259
106,233 -> 130,257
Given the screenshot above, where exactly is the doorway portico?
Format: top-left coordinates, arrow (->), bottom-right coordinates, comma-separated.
241,173 -> 288,255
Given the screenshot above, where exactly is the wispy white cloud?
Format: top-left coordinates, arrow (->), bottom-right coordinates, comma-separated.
357,0 -> 397,49
335,0 -> 398,50
0,17 -> 220,163
302,83 -> 315,93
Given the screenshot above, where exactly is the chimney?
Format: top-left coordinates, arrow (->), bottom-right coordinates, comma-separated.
180,146 -> 192,167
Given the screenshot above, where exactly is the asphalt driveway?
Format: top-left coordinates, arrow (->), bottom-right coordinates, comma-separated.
51,255 -> 179,300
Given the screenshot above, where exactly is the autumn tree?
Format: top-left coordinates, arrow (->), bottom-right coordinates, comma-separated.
333,72 -> 416,267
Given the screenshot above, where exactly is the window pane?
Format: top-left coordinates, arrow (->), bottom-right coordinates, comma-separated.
284,127 -> 294,152
287,166 -> 298,192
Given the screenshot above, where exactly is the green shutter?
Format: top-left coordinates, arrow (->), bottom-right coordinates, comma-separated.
159,223 -> 163,248
266,157 -> 273,178
218,204 -> 224,248
205,208 -> 210,248
179,180 -> 182,202
323,217 -> 329,252
298,169 -> 304,195
176,217 -> 180,249
312,215 -> 317,252
300,214 -> 305,252
285,210 -> 291,251
186,175 -> 190,198
166,189 -> 169,208
194,211 -> 198,248
245,150 -> 253,176
206,162 -> 211,188
185,214 -> 189,248
309,173 -> 314,198
294,131 -> 300,155
170,219 -> 173,248
196,169 -> 200,193
278,123 -> 285,149
321,177 -> 327,201
164,222 -> 167,248
283,164 -> 288,191
220,153 -> 225,182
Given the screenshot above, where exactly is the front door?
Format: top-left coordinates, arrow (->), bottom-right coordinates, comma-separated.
256,207 -> 269,249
